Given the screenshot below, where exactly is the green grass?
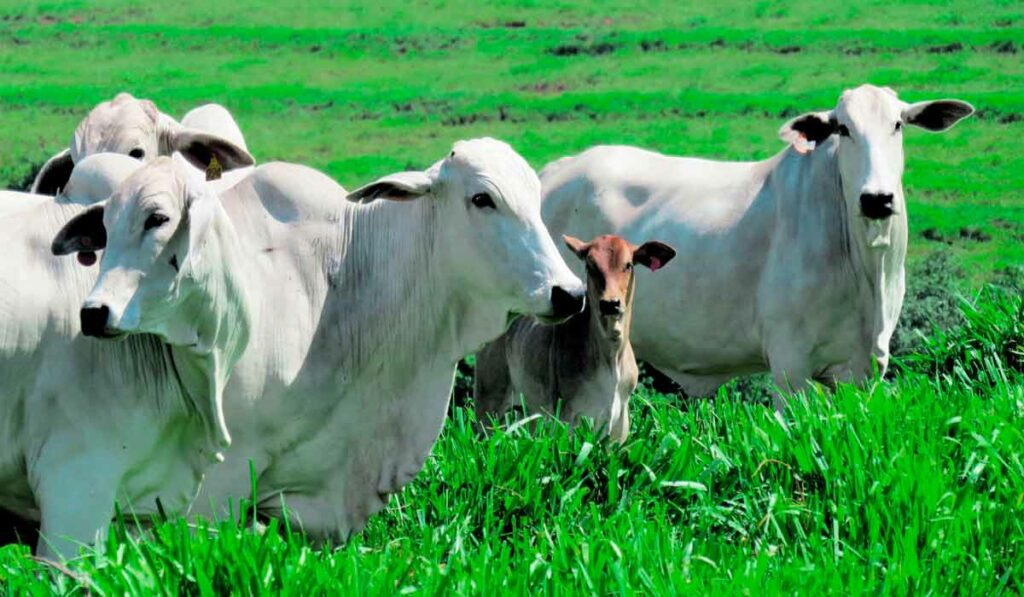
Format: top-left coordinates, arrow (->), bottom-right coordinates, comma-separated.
1,0 -> 1022,278
1,0 -> 1022,593
1,284 -> 1022,593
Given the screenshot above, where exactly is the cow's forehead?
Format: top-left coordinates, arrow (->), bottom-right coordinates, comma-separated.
448,138 -> 540,201
88,99 -> 156,133
63,153 -> 142,202
588,235 -> 632,269
835,85 -> 902,126
74,101 -> 156,159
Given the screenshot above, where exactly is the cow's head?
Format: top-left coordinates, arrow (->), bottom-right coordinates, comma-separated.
779,85 -> 973,230
563,234 -> 676,341
33,93 -> 254,195
347,138 -> 586,323
51,136 -> 253,342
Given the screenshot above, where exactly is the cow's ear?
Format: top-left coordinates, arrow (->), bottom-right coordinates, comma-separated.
633,241 -> 676,272
562,235 -> 590,260
180,186 -> 225,275
164,127 -> 255,173
347,171 -> 433,203
31,149 -> 75,195
779,111 -> 836,150
903,100 -> 974,132
52,203 -> 107,256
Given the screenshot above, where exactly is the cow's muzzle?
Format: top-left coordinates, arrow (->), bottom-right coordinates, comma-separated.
549,285 -> 586,321
860,193 -> 895,220
599,299 -> 623,317
80,305 -> 119,338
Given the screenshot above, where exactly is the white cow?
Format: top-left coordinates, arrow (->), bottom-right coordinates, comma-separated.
0,140 -> 252,559
31,93 -> 254,195
51,138 -> 585,543
540,85 -> 973,407
0,191 -> 49,218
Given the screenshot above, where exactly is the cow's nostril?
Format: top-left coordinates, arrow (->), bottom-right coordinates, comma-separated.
599,299 -> 622,316
860,193 -> 895,220
550,286 -> 586,319
80,306 -> 111,338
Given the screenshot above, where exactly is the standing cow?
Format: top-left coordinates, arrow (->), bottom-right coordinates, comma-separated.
475,234 -> 676,442
52,138 -> 585,544
0,142 -> 251,559
31,93 -> 254,195
541,85 -> 973,407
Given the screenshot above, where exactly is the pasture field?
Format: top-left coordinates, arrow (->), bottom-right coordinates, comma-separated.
0,0 -> 1022,593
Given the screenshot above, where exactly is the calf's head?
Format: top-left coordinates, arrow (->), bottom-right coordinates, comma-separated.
34,93 -> 254,195
347,138 -> 586,324
51,135 -> 254,342
563,234 -> 676,341
779,85 -> 972,233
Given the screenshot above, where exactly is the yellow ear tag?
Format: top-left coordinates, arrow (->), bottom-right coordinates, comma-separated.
206,155 -> 223,181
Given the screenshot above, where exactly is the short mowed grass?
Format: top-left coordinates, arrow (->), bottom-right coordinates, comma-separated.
0,0 -> 1022,593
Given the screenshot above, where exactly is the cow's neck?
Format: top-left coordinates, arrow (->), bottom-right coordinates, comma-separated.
792,142 -> 907,369
577,293 -> 633,367
168,208 -> 252,457
327,198 -> 508,385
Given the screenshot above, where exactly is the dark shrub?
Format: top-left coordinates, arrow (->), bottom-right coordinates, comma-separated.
891,250 -> 965,357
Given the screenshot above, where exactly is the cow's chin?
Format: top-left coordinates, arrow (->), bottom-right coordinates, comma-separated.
863,218 -> 894,249
601,317 -> 626,342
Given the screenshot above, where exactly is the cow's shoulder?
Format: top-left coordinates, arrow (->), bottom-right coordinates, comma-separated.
230,161 -> 347,224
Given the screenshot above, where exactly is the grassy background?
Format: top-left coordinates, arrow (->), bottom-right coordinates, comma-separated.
1,0 -> 1022,277
0,0 -> 1022,593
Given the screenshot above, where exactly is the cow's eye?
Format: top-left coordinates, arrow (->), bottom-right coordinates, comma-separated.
144,213 -> 169,231
129,148 -> 146,160
837,124 -> 851,137
625,262 -> 633,272
470,193 -> 496,209
894,121 -> 903,133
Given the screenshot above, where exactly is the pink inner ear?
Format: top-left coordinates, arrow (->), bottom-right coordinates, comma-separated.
793,133 -> 815,154
648,256 -> 662,271
77,251 -> 97,267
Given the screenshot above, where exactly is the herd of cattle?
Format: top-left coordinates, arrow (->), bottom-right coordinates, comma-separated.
0,85 -> 972,557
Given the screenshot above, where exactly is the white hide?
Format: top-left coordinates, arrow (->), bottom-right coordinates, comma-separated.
0,154 -> 212,560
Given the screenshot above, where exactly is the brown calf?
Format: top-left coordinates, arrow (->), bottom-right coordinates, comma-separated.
474,234 -> 676,442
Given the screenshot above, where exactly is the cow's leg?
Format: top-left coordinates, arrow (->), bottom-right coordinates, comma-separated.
32,448 -> 122,560
607,396 -> 630,444
766,348 -> 816,413
817,356 -> 874,390
472,339 -> 515,433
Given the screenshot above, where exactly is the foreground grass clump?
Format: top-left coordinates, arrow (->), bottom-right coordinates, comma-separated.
2,287 -> 1022,594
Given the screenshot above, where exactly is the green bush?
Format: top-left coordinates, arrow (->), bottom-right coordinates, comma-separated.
891,250 -> 966,358
898,278 -> 1023,390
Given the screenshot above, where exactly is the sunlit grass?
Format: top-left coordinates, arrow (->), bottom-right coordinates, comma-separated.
0,1 -> 1022,593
